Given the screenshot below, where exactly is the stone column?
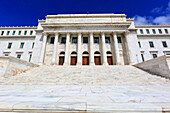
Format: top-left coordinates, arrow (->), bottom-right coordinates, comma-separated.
89,32 -> 95,65
77,33 -> 82,65
113,32 -> 121,65
39,32 -> 48,65
101,32 -> 108,65
64,32 -> 70,65
51,32 -> 59,65
124,31 -> 134,65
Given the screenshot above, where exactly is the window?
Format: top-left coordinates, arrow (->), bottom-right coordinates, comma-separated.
24,31 -> 27,35
138,41 -> 141,48
162,41 -> 168,48
152,29 -> 156,34
17,54 -> 21,59
164,51 -> 170,55
94,37 -> 99,44
141,54 -> 144,62
72,37 -> 77,44
83,37 -> 88,43
12,31 -> 16,35
165,29 -> 168,34
117,37 -> 122,43
4,53 -> 9,56
146,29 -> 150,34
152,54 -> 157,58
105,37 -> 110,43
149,41 -> 154,48
158,29 -> 162,34
30,31 -> 33,35
140,29 -> 143,34
7,31 -> 10,35
50,37 -> 54,44
32,42 -> 34,48
29,54 -> 32,62
20,42 -> 24,48
61,37 -> 66,44
1,31 -> 4,35
18,31 -> 21,35
7,43 -> 12,49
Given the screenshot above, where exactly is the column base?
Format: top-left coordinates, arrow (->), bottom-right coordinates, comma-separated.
51,62 -> 57,65
128,62 -> 135,65
103,62 -> 108,66
115,62 -> 121,65
63,62 -> 70,66
38,62 -> 43,65
90,62 -> 95,66
76,62 -> 82,66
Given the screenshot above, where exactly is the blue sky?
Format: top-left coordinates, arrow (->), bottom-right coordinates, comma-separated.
0,0 -> 169,26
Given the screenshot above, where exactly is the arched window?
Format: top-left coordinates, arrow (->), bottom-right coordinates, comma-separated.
60,52 -> 65,55
82,51 -> 89,54
71,52 -> 77,54
94,51 -> 100,54
107,51 -> 112,54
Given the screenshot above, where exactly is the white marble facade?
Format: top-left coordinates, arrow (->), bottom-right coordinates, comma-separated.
0,14 -> 170,66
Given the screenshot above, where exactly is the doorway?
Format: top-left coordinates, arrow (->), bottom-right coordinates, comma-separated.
82,56 -> 89,65
59,56 -> 64,65
71,56 -> 77,65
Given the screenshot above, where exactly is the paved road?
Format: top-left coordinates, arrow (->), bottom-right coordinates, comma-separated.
0,85 -> 170,112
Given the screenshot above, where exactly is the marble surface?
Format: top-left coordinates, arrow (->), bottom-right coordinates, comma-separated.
0,85 -> 170,112
1,66 -> 169,85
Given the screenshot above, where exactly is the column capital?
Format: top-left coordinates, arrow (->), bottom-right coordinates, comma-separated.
54,32 -> 59,36
66,32 -> 70,35
78,32 -> 82,36
113,32 -> 117,35
124,31 -> 130,35
43,32 -> 48,36
101,32 -> 105,36
89,32 -> 93,36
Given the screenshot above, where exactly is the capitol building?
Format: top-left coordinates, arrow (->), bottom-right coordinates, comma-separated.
0,14 -> 169,66
1,13 -> 170,112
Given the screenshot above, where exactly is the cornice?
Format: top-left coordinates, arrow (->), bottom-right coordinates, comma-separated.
46,14 -> 127,18
126,18 -> 134,21
135,24 -> 170,28
38,19 -> 45,23
0,35 -> 36,38
41,23 -> 130,28
137,34 -> 170,37
0,26 -> 37,29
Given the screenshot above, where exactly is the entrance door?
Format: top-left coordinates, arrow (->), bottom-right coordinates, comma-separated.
82,56 -> 89,65
107,56 -> 113,65
59,56 -> 64,65
71,56 -> 77,65
94,56 -> 101,65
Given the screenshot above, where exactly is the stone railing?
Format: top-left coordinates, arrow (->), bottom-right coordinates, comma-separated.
134,55 -> 170,79
0,56 -> 38,77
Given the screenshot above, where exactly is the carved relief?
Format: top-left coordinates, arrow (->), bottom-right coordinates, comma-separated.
94,44 -> 99,49
71,44 -> 77,49
59,44 -> 65,49
83,44 -> 88,49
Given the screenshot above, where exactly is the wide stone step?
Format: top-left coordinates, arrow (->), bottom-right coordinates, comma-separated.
0,65 -> 169,85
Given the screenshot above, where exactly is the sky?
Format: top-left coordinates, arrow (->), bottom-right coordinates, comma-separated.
0,0 -> 169,26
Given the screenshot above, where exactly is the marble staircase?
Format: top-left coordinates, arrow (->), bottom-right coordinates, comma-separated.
1,65 -> 169,85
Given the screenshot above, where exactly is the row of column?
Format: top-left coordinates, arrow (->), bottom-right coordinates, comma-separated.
39,32 -> 128,65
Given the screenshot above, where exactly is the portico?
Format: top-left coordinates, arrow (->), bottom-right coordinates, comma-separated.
36,14 -> 142,66
38,31 -> 134,66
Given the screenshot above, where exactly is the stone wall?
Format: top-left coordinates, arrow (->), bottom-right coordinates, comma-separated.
0,56 -> 38,77
134,55 -> 170,78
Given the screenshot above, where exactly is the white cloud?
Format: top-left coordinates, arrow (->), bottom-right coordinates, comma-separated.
151,7 -> 163,14
134,1 -> 170,25
134,16 -> 153,25
153,15 -> 170,24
